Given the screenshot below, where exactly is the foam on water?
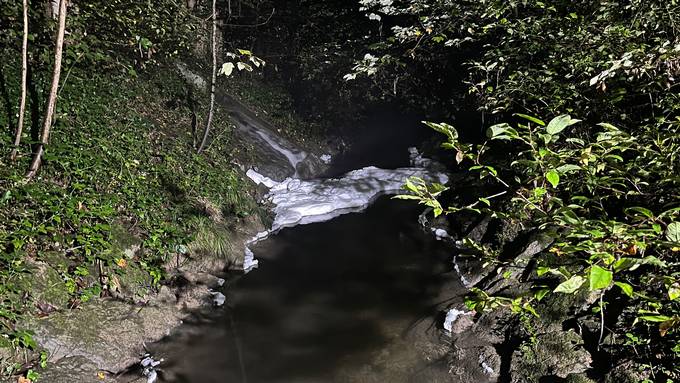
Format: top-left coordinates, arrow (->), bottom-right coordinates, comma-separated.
248,166 -> 449,232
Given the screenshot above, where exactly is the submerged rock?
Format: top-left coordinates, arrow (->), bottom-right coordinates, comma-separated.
443,308 -> 474,334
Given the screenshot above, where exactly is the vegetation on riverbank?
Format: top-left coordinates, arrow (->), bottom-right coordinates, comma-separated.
2,0 -> 679,381
358,1 -> 680,380
0,58 -> 259,376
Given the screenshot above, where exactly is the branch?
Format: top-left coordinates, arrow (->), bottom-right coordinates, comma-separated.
221,8 -> 275,28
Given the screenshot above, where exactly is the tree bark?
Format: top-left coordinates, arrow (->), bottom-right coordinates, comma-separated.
26,0 -> 67,179
197,0 -> 217,154
10,0 -> 29,161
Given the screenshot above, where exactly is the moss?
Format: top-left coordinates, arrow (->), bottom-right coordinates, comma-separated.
109,223 -> 142,253
564,373 -> 597,383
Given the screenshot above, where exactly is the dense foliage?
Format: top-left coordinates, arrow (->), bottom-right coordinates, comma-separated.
0,61 -> 255,376
374,0 -> 680,379
0,0 -> 254,378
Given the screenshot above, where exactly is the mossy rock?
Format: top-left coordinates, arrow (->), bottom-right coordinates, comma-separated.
23,253 -> 73,309
511,327 -> 591,382
564,373 -> 597,383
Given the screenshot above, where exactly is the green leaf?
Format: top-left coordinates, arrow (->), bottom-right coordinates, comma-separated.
554,275 -> 585,294
486,123 -> 518,140
669,283 -> 680,301
515,114 -> 545,126
625,207 -> 655,219
666,222 -> 680,243
613,258 -> 639,273
546,115 -> 580,135
589,265 -> 613,290
546,170 -> 560,188
615,282 -> 634,298
220,62 -> 235,76
556,164 -> 581,174
639,315 -> 673,322
237,62 -> 253,72
423,121 -> 458,142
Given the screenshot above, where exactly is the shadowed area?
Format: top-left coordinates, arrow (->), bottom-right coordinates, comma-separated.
149,197 -> 463,383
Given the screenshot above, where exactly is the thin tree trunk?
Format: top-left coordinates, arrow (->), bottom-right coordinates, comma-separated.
10,0 -> 29,161
26,0 -> 67,179
197,0 -> 217,154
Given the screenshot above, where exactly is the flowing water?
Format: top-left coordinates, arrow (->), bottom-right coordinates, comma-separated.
137,83 -> 470,382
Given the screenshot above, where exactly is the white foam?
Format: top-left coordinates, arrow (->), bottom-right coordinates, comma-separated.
453,255 -> 471,287
246,169 -> 279,188
259,166 -> 448,232
444,308 -> 467,333
243,247 -> 259,272
242,231 -> 270,273
432,228 -> 450,240
320,154 -> 332,164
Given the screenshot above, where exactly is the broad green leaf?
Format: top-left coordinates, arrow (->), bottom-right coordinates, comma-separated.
423,121 -> 458,142
666,222 -> 680,243
220,62 -> 235,76
615,282 -> 634,298
546,170 -> 560,188
486,123 -> 518,140
642,255 -> 667,268
534,288 -> 550,301
237,62 -> 253,72
625,207 -> 655,219
589,265 -> 613,290
546,115 -> 580,135
554,275 -> 585,294
613,258 -> 639,273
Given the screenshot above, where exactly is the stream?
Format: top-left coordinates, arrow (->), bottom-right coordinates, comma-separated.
138,83 -> 473,382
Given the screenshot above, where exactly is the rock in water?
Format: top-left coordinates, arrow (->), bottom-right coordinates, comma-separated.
211,291 -> 226,306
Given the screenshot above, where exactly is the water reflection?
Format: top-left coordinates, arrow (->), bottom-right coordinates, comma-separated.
150,197 -> 462,383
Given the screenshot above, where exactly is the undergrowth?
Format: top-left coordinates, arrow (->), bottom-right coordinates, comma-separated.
0,56 -> 256,376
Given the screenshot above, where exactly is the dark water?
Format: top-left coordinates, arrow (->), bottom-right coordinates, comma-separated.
325,109 -> 432,177
150,197 -> 462,383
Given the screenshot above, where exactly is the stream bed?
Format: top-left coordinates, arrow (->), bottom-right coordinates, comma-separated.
137,72 -> 472,382
148,197 -> 464,383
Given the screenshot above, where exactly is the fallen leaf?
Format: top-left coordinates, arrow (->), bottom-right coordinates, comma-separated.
116,258 -> 128,268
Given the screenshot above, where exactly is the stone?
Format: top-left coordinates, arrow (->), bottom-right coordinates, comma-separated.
22,299 -> 182,372
511,327 -> 592,382
467,216 -> 491,243
28,356 -> 117,383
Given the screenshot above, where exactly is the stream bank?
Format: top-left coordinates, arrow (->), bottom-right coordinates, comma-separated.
0,63 -> 331,383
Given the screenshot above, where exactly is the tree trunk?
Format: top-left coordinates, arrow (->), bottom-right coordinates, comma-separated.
9,0 -> 29,161
26,0 -> 67,179
197,0 -> 217,154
